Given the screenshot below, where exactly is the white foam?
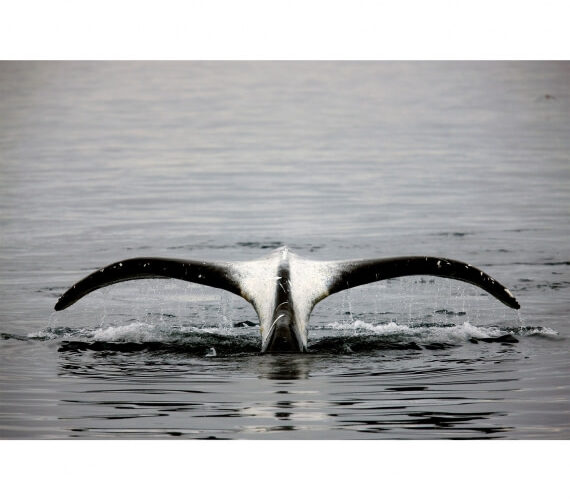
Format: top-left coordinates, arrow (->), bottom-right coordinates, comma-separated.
519,326 -> 559,338
27,330 -> 59,340
91,321 -> 159,342
89,322 -> 242,342
28,320 -> 243,343
328,320 -> 410,335
326,319 -> 530,343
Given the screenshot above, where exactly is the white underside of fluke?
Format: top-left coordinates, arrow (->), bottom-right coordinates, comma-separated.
288,253 -> 337,345
230,247 -> 338,350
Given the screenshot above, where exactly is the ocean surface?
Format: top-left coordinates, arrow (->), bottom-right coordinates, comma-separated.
0,61 -> 568,439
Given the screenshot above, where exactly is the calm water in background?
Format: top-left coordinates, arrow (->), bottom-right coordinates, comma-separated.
0,62 -> 568,439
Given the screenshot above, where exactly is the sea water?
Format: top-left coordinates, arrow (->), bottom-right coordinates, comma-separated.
0,62 -> 568,438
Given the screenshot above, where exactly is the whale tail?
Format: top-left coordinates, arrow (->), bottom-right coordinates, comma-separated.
54,257 -> 243,311
321,256 -> 520,310
54,252 -> 519,351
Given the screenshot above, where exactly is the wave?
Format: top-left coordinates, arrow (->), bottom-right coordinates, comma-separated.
304,320 -> 560,353
11,317 -> 558,357
326,319 -> 558,340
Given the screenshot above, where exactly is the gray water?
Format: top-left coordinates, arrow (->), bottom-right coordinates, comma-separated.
1,61 -> 568,439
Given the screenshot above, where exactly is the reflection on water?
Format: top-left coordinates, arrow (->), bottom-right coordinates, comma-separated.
255,354 -> 313,380
350,410 -> 513,438
44,339 -> 532,439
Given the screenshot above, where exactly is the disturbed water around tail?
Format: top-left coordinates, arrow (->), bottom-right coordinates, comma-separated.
1,62 -> 569,438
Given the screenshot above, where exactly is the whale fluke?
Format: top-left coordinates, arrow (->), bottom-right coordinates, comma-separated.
54,257 -> 242,311
325,256 -> 520,310
54,248 -> 520,352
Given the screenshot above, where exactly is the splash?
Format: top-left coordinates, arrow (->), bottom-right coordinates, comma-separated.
92,322 -> 165,342
33,320 -> 261,356
325,319 -> 559,343
21,316 -> 559,357
28,320 -> 253,343
328,320 -> 411,335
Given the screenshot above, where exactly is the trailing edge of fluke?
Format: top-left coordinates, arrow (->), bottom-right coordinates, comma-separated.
55,246 -> 520,353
